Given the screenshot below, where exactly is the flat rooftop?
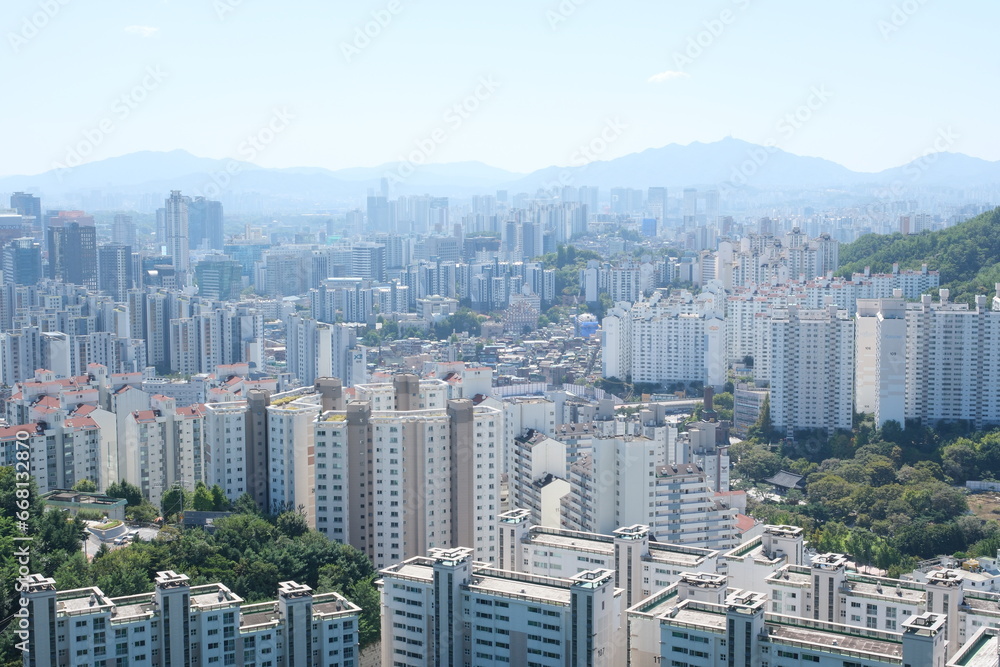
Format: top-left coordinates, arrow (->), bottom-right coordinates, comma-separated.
843,577 -> 925,604
669,605 -> 728,631
527,531 -> 614,556
766,622 -> 902,660
468,575 -> 572,606
950,630 -> 1000,667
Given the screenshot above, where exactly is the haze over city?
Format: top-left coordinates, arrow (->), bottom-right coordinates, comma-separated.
5,2 -> 1000,667
4,0 -> 999,178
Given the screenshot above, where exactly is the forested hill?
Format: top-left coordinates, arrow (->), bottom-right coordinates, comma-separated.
838,207 -> 1000,304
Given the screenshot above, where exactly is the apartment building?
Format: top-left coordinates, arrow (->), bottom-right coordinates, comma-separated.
22,571 -> 360,667
313,375 -> 501,568
121,395 -> 206,507
378,546 -> 624,667
764,304 -> 855,435
905,289 -> 1000,428
627,574 -> 948,667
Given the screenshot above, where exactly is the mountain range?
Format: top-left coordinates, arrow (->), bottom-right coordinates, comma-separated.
3,138 -> 999,206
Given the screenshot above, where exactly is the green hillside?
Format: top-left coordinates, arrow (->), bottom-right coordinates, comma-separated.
838,207 -> 1000,304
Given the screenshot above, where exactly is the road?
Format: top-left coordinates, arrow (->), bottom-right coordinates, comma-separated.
82,524 -> 160,560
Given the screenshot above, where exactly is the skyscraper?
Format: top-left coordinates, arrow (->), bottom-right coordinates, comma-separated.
366,194 -> 390,233
98,243 -> 134,302
188,197 -> 224,250
647,186 -> 667,223
164,191 -> 190,276
2,237 -> 41,286
194,255 -> 242,300
46,212 -> 98,290
111,213 -> 137,248
10,192 -> 41,237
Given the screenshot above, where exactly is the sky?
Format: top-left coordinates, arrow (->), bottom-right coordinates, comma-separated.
3,0 -> 998,177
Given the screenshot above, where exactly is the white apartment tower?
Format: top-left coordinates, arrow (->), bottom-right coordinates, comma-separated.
378,547 -> 624,667
165,190 -> 190,277
856,295 -> 907,427
766,304 -> 855,435
906,289 -> 1000,428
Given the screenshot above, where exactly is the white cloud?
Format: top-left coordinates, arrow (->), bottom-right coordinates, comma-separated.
648,70 -> 690,83
125,25 -> 159,38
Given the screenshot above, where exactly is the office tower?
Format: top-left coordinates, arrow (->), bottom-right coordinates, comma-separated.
188,196 -> 224,250
379,548 -> 623,667
765,304 -> 855,435
2,237 -> 41,285
366,194 -> 390,233
111,213 -> 136,248
683,187 -> 698,227
429,196 -> 449,233
21,572 -> 360,667
46,212 -> 98,290
704,188 -> 720,224
194,255 -> 242,300
10,191 -> 41,241
97,243 -> 133,302
646,187 -> 667,223
350,242 -> 386,281
155,206 -> 167,250
164,190 -> 190,275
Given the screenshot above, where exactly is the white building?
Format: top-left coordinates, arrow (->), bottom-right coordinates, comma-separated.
603,290 -> 725,389
122,395 -> 207,507
856,296 -> 907,427
378,546 -> 624,667
905,289 -> 1000,428
497,510 -> 720,610
627,575 -> 948,667
22,571 -> 360,667
765,304 -> 855,435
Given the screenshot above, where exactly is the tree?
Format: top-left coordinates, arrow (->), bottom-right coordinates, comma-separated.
347,575 -> 381,649
276,511 -> 309,539
161,486 -> 189,521
746,396 -> 774,443
192,482 -> 214,511
106,480 -> 143,507
233,493 -> 261,516
72,478 -> 98,493
211,485 -> 230,511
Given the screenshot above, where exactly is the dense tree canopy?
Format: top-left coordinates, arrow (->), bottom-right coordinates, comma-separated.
736,420 -> 1000,575
839,207 -> 1000,304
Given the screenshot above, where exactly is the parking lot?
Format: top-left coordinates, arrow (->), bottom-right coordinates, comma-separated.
82,524 -> 160,559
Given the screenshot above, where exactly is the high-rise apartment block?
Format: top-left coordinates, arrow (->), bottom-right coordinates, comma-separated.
22,571 -> 360,667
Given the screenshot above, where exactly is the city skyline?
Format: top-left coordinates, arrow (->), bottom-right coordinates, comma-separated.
3,0 -> 998,178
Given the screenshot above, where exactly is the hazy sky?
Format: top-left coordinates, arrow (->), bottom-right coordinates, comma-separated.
4,0 -> 997,177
